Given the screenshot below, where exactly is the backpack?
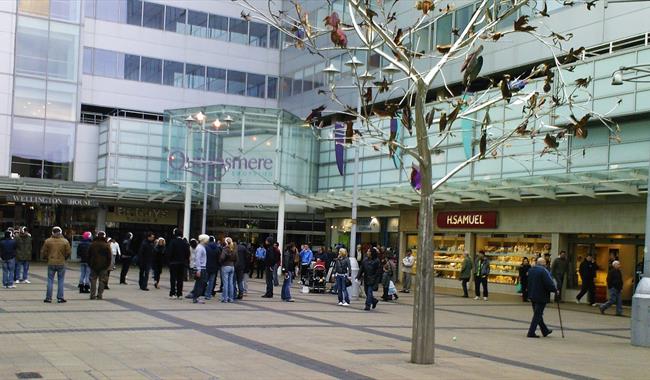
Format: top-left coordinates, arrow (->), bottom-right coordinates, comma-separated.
255,247 -> 266,260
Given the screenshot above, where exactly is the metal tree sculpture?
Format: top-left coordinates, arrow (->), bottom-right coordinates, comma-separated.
236,0 -> 620,364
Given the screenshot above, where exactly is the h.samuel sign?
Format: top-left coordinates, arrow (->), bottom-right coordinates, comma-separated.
436,211 -> 498,229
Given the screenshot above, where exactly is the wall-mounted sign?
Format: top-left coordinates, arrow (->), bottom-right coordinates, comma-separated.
107,207 -> 177,225
437,211 -> 498,229
6,195 -> 99,207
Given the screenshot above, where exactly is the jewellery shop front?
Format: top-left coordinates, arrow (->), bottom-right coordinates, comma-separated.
399,197 -> 646,301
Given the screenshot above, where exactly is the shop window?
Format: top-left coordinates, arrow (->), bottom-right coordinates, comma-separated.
164,5 -> 186,33
123,54 -> 140,81
227,70 -> 246,95
15,16 -> 49,77
246,73 -> 265,98
206,66 -> 226,93
82,47 -> 93,75
163,60 -> 184,87
93,49 -> 124,79
476,234 -> 551,285
14,77 -> 47,119
142,1 -> 164,30
269,27 -> 279,49
229,18 -> 248,44
249,22 -> 268,47
45,81 -> 77,121
95,0 -> 126,23
126,0 -> 142,26
208,14 -> 228,41
187,10 -> 208,37
47,22 -> 80,82
18,0 -> 50,17
185,64 -> 206,90
266,76 -> 278,99
435,13 -> 452,46
140,56 -> 162,84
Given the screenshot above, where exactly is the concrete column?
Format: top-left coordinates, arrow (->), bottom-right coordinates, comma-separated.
631,159 -> 650,347
96,208 -> 106,233
277,190 -> 286,250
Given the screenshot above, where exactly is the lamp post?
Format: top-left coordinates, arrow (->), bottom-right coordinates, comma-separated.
611,65 -> 650,347
323,57 -> 400,299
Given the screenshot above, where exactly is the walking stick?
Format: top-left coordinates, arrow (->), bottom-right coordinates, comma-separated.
556,295 -> 565,338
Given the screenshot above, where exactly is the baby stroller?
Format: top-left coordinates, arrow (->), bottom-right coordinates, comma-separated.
309,259 -> 327,293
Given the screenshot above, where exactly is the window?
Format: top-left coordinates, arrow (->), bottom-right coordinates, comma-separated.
165,5 -> 186,33
142,1 -> 164,30
124,54 -> 140,81
455,6 -> 472,40
187,10 -> 207,37
227,70 -> 246,95
292,71 -> 303,95
126,0 -> 142,26
83,0 -> 95,18
303,66 -> 314,92
312,62 -> 325,89
83,47 -> 93,74
95,0 -> 126,23
18,0 -> 50,17
43,120 -> 75,180
206,67 -> 226,93
208,14 -> 228,41
50,0 -> 81,22
280,77 -> 292,98
267,76 -> 278,99
269,27 -> 279,49
11,117 -> 45,179
15,16 -> 49,77
94,49 -> 124,78
246,73 -> 265,98
140,56 -> 162,84
185,64 -> 205,90
46,81 -> 77,121
14,77 -> 47,118
229,18 -> 248,44
163,60 -> 184,87
249,22 -> 267,47
435,13 -> 452,46
48,22 -> 80,81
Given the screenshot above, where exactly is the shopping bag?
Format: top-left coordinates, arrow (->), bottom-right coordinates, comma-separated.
515,283 -> 522,294
388,280 -> 397,295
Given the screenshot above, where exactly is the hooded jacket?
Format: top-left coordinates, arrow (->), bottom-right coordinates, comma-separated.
88,237 -> 112,272
41,235 -> 71,265
166,236 -> 190,265
15,232 -> 32,261
0,233 -> 17,261
77,238 -> 92,263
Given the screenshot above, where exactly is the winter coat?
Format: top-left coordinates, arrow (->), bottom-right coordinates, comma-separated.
0,238 -> 17,261
77,239 -> 91,263
121,239 -> 134,258
166,237 -> 190,265
264,245 -> 278,269
15,233 -> 32,261
579,260 -> 597,284
459,256 -> 473,280
88,237 -> 111,272
518,264 -> 531,284
527,266 -> 557,303
153,245 -> 166,269
607,268 -> 623,291
41,235 -> 71,265
205,243 -> 221,273
138,240 -> 155,268
235,244 -> 249,272
282,249 -> 296,273
220,246 -> 237,267
475,258 -> 490,278
357,257 -> 381,287
333,257 -> 351,276
551,257 -> 569,281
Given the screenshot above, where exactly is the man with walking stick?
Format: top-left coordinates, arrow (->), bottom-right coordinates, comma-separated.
527,257 -> 558,338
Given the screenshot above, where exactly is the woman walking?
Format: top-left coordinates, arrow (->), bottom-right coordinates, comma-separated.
334,248 -> 351,306
519,257 -> 532,302
220,237 -> 237,303
152,238 -> 166,289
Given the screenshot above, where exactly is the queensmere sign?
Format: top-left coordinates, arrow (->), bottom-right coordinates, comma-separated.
6,194 -> 99,207
436,211 -> 498,229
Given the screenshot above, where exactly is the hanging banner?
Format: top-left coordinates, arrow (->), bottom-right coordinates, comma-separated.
390,118 -> 402,169
334,122 -> 345,176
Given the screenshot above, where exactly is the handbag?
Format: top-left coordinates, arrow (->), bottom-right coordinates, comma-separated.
345,277 -> 352,287
515,283 -> 522,293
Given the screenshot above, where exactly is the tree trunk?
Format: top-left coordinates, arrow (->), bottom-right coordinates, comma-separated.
410,81 -> 436,364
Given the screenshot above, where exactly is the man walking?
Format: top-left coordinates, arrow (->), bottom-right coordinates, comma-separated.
551,250 -> 569,302
88,232 -> 111,300
119,232 -> 134,284
166,228 -> 190,299
138,232 -> 155,291
234,241 -> 249,299
1,230 -> 17,289
15,227 -> 32,284
261,237 -> 277,298
600,260 -> 624,316
527,257 -> 558,338
474,250 -> 490,301
41,227 -> 71,303
576,254 -> 597,306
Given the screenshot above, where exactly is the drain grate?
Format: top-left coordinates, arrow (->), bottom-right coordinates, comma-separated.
16,373 -> 43,379
345,349 -> 405,355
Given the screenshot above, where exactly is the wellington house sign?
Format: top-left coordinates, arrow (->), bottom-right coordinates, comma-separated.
436,211 -> 498,229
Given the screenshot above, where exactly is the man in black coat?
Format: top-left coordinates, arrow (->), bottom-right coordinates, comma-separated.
204,236 -> 221,300
357,248 -> 381,311
261,237 -> 277,298
234,241 -> 249,299
576,254 -> 598,306
138,232 -> 156,291
166,228 -> 190,299
527,257 -> 558,338
119,232 -> 134,284
600,260 -> 623,316
88,232 -> 112,300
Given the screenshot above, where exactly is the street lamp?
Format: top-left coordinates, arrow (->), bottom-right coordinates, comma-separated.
610,65 -> 650,347
382,63 -> 400,82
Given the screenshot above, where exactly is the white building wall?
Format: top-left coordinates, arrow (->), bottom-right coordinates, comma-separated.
0,4 -> 15,177
73,123 -> 99,183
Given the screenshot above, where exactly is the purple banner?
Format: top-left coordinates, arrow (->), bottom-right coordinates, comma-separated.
334,122 -> 346,176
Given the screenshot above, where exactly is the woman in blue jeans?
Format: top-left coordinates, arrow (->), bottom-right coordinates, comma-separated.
334,248 -> 351,306
1,231 -> 17,289
220,237 -> 237,303
281,243 -> 297,302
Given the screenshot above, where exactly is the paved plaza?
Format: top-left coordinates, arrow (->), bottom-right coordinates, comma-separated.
0,264 -> 645,380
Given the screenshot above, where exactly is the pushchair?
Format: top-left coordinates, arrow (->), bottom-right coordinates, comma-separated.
309,259 -> 327,293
